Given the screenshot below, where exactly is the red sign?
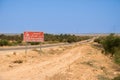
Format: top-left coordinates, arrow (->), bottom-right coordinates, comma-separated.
23,32 -> 44,42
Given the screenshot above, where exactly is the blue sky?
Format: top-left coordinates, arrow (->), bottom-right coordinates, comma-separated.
0,0 -> 120,34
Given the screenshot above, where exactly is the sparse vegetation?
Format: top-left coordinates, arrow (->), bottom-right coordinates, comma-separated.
0,39 -> 9,46
46,72 -> 67,80
44,33 -> 91,43
81,61 -> 95,67
0,33 -> 91,46
97,75 -> 110,80
13,60 -> 23,64
0,38 -> 119,80
112,75 -> 120,80
32,48 -> 40,52
94,33 -> 120,65
0,34 -> 23,46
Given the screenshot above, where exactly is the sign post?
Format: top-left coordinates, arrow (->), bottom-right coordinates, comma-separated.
39,42 -> 42,54
25,42 -> 28,54
23,31 -> 44,54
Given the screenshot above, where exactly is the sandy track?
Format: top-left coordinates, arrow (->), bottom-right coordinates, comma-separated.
0,43 -> 119,80
0,45 -> 83,80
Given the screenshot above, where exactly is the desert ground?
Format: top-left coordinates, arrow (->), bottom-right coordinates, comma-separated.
0,42 -> 120,80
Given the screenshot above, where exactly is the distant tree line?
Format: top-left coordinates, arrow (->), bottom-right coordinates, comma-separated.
0,33 -> 91,46
0,34 -> 23,46
44,33 -> 90,43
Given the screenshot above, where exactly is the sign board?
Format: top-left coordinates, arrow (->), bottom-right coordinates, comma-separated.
23,32 -> 44,42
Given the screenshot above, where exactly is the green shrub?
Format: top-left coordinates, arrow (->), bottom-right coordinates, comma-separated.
102,34 -> 120,56
112,75 -> 120,80
0,39 -> 9,46
29,42 -> 40,45
114,49 -> 120,65
95,34 -> 120,56
97,75 -> 110,80
94,33 -> 120,65
94,38 -> 102,43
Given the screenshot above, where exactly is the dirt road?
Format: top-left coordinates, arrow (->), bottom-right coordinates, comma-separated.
0,43 -> 119,80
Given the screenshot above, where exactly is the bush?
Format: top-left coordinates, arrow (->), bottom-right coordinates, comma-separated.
94,38 -> 102,43
29,42 -> 40,45
102,34 -> 120,56
0,39 -> 9,46
112,75 -> 120,80
94,33 -> 120,65
114,49 -> 120,65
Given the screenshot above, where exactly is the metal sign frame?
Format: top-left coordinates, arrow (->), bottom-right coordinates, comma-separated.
23,31 -> 44,54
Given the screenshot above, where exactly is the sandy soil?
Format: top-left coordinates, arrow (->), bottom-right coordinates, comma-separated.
0,43 -> 119,80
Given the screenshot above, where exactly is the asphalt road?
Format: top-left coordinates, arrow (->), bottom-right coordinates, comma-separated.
0,37 -> 96,51
0,43 -> 70,51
